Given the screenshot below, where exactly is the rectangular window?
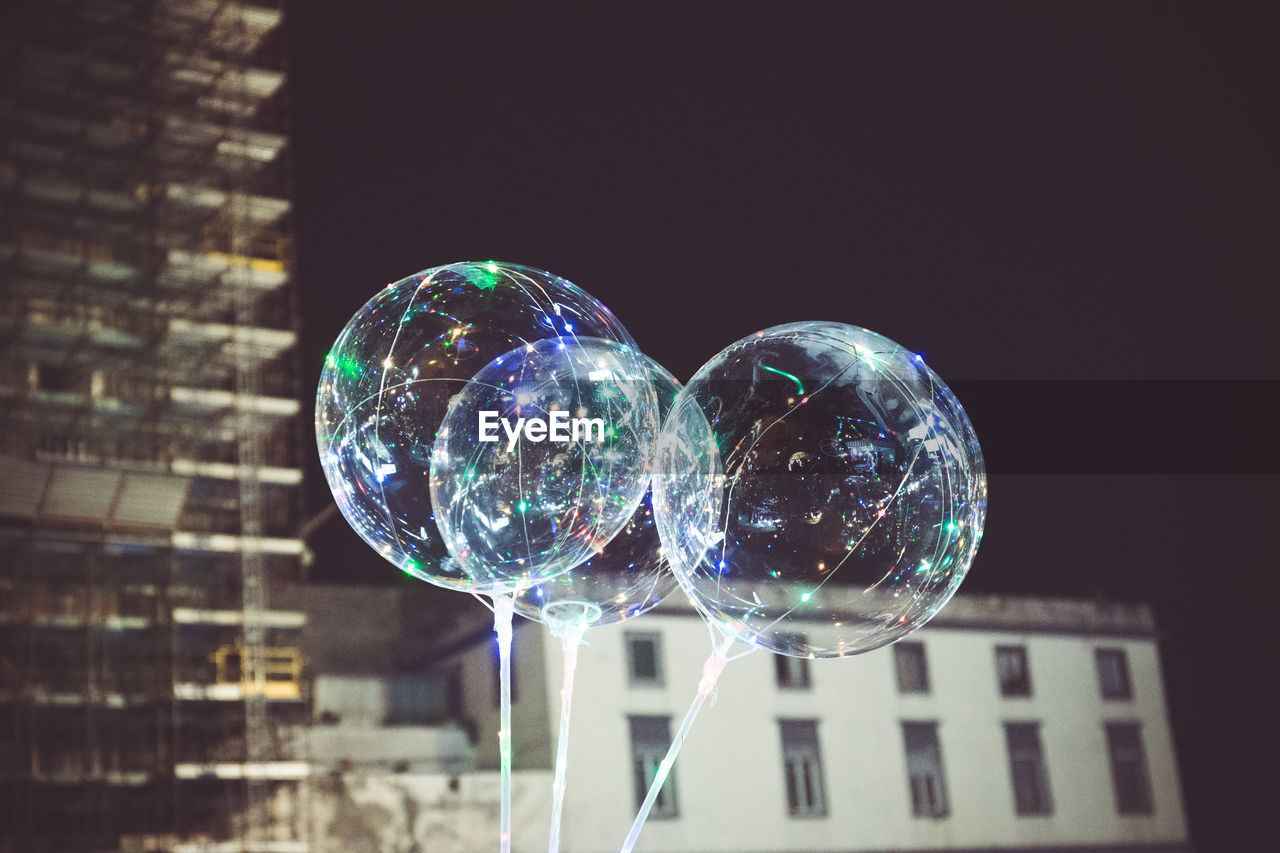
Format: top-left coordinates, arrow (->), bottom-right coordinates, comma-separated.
775,650 -> 811,690
387,674 -> 432,725
626,632 -> 664,686
491,641 -> 518,708
902,722 -> 949,817
780,720 -> 827,817
629,715 -> 678,818
1004,723 -> 1052,815
1106,722 -> 1154,815
996,645 -> 1031,697
1096,648 -> 1132,700
895,642 -> 929,694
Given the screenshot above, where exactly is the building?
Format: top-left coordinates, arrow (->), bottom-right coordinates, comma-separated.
1,2 -> 307,850
436,593 -> 1192,852
289,583 -> 473,775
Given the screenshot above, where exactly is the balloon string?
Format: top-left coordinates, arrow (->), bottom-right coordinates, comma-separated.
618,632 -> 735,853
493,592 -> 516,853
547,619 -> 587,853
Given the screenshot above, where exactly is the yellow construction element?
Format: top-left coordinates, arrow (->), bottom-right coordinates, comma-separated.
211,640 -> 302,700
203,251 -> 285,273
202,222 -> 289,271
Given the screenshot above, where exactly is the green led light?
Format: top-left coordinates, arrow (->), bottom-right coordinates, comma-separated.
466,263 -> 500,291
760,364 -> 805,395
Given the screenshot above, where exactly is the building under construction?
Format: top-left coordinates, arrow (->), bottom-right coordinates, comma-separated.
1,2 -> 308,850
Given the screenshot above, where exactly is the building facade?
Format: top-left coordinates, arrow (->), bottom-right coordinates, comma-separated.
1,2 -> 307,850
442,594 -> 1191,853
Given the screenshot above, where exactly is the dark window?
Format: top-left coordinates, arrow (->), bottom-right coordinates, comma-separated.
1005,723 -> 1053,815
491,641 -> 518,708
996,645 -> 1031,697
775,653 -> 811,690
629,715 -> 677,818
446,667 -> 463,719
895,642 -> 929,694
1106,722 -> 1154,815
387,674 -> 432,725
626,632 -> 663,686
780,720 -> 827,817
36,363 -> 78,393
1096,648 -> 1132,700
902,722 -> 949,817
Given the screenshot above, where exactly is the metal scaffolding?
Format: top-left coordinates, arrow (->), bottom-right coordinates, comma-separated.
1,1 -> 308,850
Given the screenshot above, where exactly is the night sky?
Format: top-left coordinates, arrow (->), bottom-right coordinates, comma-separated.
286,4 -> 1276,847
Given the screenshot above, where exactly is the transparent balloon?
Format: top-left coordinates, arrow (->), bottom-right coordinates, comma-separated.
429,336 -> 659,592
652,321 -> 987,658
315,262 -> 641,592
513,355 -> 683,628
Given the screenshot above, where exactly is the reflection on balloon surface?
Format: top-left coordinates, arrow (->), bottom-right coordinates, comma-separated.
316,262 -> 640,592
653,322 -> 986,657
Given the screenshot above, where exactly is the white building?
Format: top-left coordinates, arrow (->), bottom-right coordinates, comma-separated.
437,593 -> 1191,853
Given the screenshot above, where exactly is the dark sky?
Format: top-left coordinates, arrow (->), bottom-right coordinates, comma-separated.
286,4 -> 1276,847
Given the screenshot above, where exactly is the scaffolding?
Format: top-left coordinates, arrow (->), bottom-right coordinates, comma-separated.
1,2 -> 308,850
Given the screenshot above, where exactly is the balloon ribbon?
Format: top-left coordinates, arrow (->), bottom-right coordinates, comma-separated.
619,632 -> 735,853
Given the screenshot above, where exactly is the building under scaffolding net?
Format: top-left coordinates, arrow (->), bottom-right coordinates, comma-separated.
1,2 -> 308,850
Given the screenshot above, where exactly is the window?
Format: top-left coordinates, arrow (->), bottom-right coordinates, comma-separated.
1096,648 -> 1132,700
775,653 -> 811,690
895,642 -> 929,694
1005,723 -> 1053,815
387,674 -> 432,725
1106,722 -> 1153,815
996,645 -> 1031,697
902,722 -> 949,817
626,632 -> 664,686
491,642 -> 518,708
629,716 -> 678,818
779,720 -> 827,817
36,363 -> 80,393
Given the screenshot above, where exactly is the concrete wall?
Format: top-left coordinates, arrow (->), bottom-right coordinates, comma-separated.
309,770 -> 552,853
454,617 -> 555,772
309,723 -> 474,774
314,675 -> 388,726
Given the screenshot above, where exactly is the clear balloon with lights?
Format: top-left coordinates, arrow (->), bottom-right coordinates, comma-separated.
443,349 -> 678,853
652,321 -> 987,659
511,353 -> 682,630
429,336 -> 659,591
316,262 -> 653,853
315,261 -> 643,593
